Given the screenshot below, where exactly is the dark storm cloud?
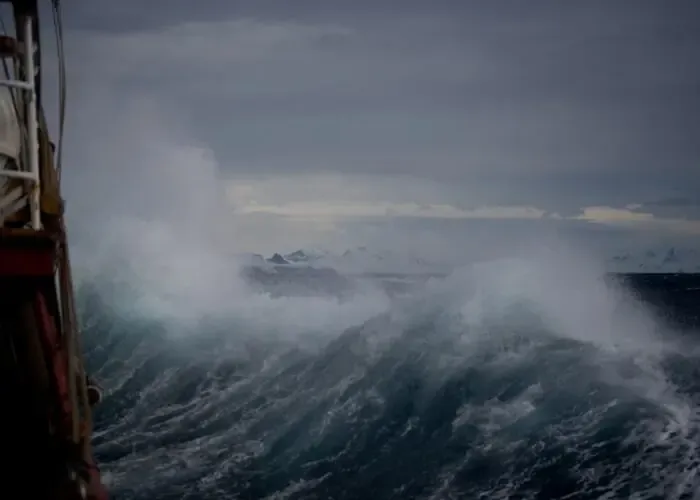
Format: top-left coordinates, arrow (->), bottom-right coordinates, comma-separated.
58,1 -> 700,230
644,197 -> 700,208
638,197 -> 700,220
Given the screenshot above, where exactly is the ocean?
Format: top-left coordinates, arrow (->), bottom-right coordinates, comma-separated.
78,259 -> 700,500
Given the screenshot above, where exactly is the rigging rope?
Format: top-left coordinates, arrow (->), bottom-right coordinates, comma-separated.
1,0 -> 89,467
47,0 -> 85,444
0,1 -> 66,188
48,0 -> 94,452
51,0 -> 66,185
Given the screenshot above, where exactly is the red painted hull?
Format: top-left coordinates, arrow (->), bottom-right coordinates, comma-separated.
0,228 -> 56,276
0,229 -> 109,499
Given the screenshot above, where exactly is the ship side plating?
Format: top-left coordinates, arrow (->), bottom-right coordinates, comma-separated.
0,1 -> 108,498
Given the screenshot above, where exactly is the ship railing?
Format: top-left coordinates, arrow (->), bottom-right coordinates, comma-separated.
0,15 -> 40,230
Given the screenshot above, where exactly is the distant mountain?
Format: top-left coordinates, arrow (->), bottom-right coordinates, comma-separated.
607,247 -> 700,273
266,253 -> 289,265
283,249 -> 326,264
280,247 -> 447,275
238,245 -> 700,276
234,247 -> 444,274
284,250 -> 309,262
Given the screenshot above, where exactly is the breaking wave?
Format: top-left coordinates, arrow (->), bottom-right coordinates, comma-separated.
77,251 -> 700,500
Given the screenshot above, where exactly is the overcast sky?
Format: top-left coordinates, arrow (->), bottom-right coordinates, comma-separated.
41,0 -> 700,259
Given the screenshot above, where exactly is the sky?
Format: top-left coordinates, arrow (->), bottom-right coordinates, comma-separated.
33,0 -> 700,261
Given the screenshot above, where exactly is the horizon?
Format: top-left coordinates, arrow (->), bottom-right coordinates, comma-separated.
33,1 -> 700,264
165,245 -> 700,275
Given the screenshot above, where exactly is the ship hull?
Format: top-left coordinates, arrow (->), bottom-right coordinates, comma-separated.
0,228 -> 108,499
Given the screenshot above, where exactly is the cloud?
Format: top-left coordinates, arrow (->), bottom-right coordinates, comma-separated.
47,2 -> 700,257
60,5 -> 700,183
74,19 -> 355,85
235,201 -> 546,221
575,206 -> 700,235
642,197 -> 700,208
576,206 -> 655,224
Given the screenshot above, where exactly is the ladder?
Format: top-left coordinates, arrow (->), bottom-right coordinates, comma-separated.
0,14 -> 40,229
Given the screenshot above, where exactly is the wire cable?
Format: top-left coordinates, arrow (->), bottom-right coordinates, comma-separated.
51,0 -> 66,184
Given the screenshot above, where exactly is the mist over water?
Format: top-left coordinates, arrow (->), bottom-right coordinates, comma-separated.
76,237 -> 700,499
61,99 -> 700,499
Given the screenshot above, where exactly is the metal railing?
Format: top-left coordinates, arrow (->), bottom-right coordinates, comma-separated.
0,15 -> 40,229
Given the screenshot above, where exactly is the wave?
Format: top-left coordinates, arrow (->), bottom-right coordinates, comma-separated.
78,249 -> 700,499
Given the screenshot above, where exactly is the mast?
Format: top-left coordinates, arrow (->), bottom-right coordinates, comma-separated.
0,1 -> 108,498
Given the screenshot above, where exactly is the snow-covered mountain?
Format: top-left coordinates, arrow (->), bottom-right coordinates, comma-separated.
283,249 -> 319,264
267,253 -> 289,265
607,247 -> 700,273
236,247 -> 447,275
282,247 -> 447,275
239,246 -> 700,276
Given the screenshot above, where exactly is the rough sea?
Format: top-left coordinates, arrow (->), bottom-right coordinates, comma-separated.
77,256 -> 700,500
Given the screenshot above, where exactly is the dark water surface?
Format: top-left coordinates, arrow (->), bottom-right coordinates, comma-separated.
82,273 -> 700,500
